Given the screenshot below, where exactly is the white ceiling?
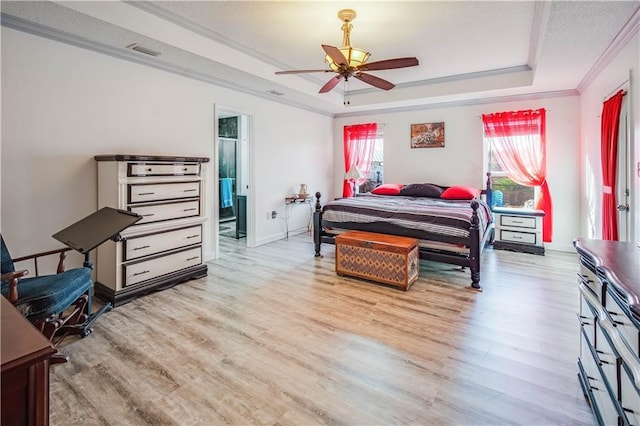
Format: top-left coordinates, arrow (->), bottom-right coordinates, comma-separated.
2,1 -> 639,116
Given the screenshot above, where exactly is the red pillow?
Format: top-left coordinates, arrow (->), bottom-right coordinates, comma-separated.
371,183 -> 404,195
441,185 -> 480,200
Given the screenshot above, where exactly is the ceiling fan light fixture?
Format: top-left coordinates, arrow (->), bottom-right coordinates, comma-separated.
274,8 -> 418,95
325,47 -> 370,71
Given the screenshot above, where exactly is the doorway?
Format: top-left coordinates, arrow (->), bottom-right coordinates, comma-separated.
216,110 -> 252,253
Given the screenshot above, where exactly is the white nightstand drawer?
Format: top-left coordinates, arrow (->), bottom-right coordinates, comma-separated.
129,163 -> 199,176
124,247 -> 202,286
499,230 -> 537,244
500,215 -> 537,229
129,181 -> 200,203
130,200 -> 200,224
124,225 -> 202,260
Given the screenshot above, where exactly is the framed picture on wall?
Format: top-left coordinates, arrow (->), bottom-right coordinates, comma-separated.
410,122 -> 445,148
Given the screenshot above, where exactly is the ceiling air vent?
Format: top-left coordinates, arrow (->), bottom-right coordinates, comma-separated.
267,90 -> 285,96
126,43 -> 161,57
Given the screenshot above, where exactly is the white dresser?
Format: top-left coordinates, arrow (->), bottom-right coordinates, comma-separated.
94,155 -> 209,306
574,238 -> 640,425
492,207 -> 544,255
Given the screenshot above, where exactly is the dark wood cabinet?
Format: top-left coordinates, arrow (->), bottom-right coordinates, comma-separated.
1,297 -> 56,425
574,238 -> 640,425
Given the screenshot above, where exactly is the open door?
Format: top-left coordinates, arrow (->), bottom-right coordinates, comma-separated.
214,107 -> 254,256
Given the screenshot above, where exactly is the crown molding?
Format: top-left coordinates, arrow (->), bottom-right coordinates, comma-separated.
1,13 -> 334,117
577,6 -> 640,93
334,89 -> 579,118
126,1 -> 328,90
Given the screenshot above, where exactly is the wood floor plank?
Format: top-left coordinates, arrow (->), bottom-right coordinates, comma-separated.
49,234 -> 594,425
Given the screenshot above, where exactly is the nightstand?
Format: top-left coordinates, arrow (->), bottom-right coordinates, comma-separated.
492,207 -> 545,255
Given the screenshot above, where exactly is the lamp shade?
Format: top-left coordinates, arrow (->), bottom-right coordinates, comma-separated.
345,166 -> 363,180
325,47 -> 370,71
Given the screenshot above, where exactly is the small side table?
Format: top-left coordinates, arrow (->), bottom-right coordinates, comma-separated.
284,195 -> 313,238
493,207 -> 545,255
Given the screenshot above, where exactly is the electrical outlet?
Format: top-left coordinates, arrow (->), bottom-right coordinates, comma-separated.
271,210 -> 278,219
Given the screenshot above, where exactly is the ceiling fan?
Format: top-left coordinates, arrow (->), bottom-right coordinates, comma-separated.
275,9 -> 419,94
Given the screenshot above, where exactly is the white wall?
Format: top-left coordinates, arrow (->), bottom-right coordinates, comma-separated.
1,28 -> 333,261
334,95 -> 581,252
579,32 -> 639,242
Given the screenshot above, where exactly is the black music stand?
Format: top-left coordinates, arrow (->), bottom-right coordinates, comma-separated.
52,207 -> 142,336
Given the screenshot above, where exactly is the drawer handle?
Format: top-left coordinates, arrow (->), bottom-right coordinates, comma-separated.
576,313 -> 592,326
183,168 -> 188,171
183,208 -> 197,212
186,256 -> 199,261
511,220 -> 524,224
623,407 -> 635,414
578,273 -> 594,283
146,168 -> 152,172
183,189 -> 197,192
187,235 -> 199,239
133,270 -> 150,276
133,245 -> 151,251
142,214 -> 155,217
363,241 -> 373,248
138,192 -> 155,196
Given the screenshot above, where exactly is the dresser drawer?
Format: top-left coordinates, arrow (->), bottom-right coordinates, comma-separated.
500,215 -> 537,229
580,292 -> 597,347
499,230 -> 537,244
581,336 -> 621,425
124,247 -> 202,287
128,163 -> 199,176
124,226 -> 202,261
579,264 -> 604,302
130,200 -> 200,224
606,290 -> 640,357
595,323 -> 619,393
621,367 -> 640,426
129,182 -> 200,203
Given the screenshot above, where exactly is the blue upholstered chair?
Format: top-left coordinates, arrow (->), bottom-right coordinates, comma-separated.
1,234 -> 94,349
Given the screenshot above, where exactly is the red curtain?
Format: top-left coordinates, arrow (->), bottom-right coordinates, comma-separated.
600,90 -> 625,240
482,109 -> 553,242
343,123 -> 377,197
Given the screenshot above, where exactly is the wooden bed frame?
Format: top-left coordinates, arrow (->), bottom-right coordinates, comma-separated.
313,174 -> 494,290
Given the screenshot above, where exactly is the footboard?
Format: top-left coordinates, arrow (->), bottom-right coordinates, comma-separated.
313,191 -> 491,290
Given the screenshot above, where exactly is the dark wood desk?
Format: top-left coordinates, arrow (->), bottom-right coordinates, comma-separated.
1,296 -> 56,426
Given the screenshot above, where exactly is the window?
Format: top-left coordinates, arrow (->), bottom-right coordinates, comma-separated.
486,139 -> 536,208
482,108 -> 552,242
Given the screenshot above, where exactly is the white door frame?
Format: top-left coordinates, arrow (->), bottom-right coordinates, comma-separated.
213,104 -> 256,259
616,85 -> 632,242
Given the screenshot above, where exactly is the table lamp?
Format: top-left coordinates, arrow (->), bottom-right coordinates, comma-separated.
345,166 -> 363,196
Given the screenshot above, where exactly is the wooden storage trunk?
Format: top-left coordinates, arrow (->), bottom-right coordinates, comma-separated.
335,231 -> 419,291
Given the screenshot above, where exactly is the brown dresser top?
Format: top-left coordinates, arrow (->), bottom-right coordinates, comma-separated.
1,297 -> 56,372
574,238 -> 640,318
95,154 -> 210,163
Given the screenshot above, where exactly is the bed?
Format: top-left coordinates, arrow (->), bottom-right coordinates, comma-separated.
312,175 -> 494,289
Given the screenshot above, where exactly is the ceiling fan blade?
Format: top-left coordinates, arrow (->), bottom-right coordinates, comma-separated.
275,69 -> 332,75
322,44 -> 348,67
355,72 -> 395,90
357,57 -> 419,71
319,75 -> 343,93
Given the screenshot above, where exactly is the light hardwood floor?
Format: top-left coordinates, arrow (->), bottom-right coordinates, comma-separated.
50,234 -> 594,425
